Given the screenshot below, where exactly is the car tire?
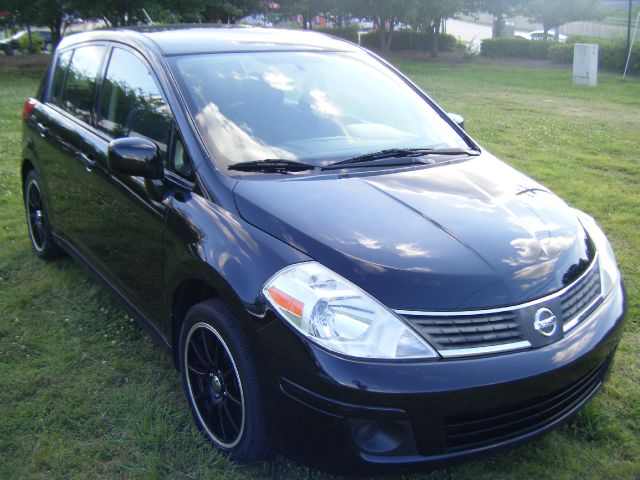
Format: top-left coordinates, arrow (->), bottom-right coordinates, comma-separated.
23,170 -> 63,260
179,299 -> 271,463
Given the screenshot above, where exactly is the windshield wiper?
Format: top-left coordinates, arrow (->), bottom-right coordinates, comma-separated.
228,159 -> 316,173
322,147 -> 480,170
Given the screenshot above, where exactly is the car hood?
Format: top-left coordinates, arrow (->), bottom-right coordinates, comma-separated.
233,155 -> 593,310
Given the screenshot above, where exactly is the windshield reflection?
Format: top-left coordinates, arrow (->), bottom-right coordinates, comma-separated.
171,51 -> 469,171
194,102 -> 295,168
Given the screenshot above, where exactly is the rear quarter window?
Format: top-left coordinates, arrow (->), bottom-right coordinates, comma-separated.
49,49 -> 72,105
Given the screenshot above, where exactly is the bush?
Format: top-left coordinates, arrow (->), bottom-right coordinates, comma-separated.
18,31 -> 44,53
360,30 -> 457,52
481,37 -> 554,59
481,36 -> 639,73
481,37 -> 529,58
599,39 -> 637,73
314,25 -> 359,44
526,40 -> 553,59
548,39 -> 639,73
565,35 -> 603,45
548,44 -> 573,64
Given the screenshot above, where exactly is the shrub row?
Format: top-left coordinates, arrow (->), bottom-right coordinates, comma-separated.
314,25 -> 359,44
481,36 -> 639,73
548,40 -> 639,73
360,30 -> 458,52
480,37 -> 552,59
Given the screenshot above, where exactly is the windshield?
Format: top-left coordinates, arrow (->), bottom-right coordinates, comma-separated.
170,51 -> 470,171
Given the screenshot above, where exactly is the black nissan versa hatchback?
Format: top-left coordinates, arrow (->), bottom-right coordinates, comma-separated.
22,26 -> 626,471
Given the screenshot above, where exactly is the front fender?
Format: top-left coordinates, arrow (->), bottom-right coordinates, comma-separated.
163,190 -> 310,336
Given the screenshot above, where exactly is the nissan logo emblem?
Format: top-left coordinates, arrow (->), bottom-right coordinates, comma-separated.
534,308 -> 558,337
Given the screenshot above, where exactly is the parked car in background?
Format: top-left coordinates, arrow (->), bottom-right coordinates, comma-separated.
517,30 -> 568,43
0,28 -> 52,53
21,26 -> 625,472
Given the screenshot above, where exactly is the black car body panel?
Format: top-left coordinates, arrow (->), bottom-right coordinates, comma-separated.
261,280 -> 625,469
21,26 -> 626,471
234,154 -> 593,311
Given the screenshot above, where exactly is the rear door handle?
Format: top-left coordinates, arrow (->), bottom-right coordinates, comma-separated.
79,152 -> 97,170
35,122 -> 49,138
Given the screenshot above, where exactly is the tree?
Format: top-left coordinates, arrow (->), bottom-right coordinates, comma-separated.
276,0 -> 341,29
38,0 -> 77,46
347,0 -> 419,52
410,0 -> 472,57
198,0 -> 265,23
527,0 -> 602,40
474,0 -> 527,37
0,0 -> 77,49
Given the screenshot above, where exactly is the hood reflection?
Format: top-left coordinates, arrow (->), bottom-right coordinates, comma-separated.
235,153 -> 594,309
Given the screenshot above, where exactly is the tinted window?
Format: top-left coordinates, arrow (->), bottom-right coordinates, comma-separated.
98,48 -> 171,152
50,50 -> 72,105
61,45 -> 105,123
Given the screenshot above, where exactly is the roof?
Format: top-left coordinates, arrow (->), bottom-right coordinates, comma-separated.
59,25 -> 359,56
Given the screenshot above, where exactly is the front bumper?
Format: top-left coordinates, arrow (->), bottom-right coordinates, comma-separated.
259,279 -> 626,471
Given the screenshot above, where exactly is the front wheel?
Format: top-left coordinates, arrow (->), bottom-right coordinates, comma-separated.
179,299 -> 271,463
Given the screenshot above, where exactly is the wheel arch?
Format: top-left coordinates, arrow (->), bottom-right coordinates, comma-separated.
167,263 -> 256,370
170,277 -> 218,369
21,159 -> 35,186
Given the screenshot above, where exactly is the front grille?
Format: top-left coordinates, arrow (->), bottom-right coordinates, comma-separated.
442,358 -> 609,453
399,256 -> 602,358
561,260 -> 601,331
405,311 -> 524,352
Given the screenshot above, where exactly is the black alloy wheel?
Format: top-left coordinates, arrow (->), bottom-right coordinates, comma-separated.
184,321 -> 245,447
180,299 -> 271,463
23,170 -> 62,260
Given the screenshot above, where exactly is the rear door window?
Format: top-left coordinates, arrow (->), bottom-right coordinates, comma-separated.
60,45 -> 105,123
97,47 -> 171,153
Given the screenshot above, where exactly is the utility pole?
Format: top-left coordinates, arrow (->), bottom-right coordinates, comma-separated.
628,0 -> 633,52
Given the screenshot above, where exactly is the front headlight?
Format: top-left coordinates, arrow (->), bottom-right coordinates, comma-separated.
575,210 -> 620,298
263,262 -> 438,360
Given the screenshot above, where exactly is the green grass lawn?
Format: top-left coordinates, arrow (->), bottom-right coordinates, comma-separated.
1,59 -> 639,479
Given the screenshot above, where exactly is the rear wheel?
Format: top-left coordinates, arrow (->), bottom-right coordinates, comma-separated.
179,299 -> 271,463
23,170 -> 62,260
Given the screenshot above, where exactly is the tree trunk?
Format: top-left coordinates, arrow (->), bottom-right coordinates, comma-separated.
430,18 -> 441,58
493,15 -> 505,38
385,18 -> 395,53
376,17 -> 387,52
26,24 -> 33,53
379,28 -> 387,52
49,14 -> 64,48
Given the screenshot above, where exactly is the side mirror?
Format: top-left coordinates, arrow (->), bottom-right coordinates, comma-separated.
107,137 -> 163,179
448,113 -> 465,130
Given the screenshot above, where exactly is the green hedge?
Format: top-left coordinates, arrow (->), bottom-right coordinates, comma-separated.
600,39 -> 639,73
314,25 -> 359,44
482,36 -> 639,73
360,30 -> 458,52
547,43 -> 574,63
548,40 -> 639,73
481,37 -> 553,59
